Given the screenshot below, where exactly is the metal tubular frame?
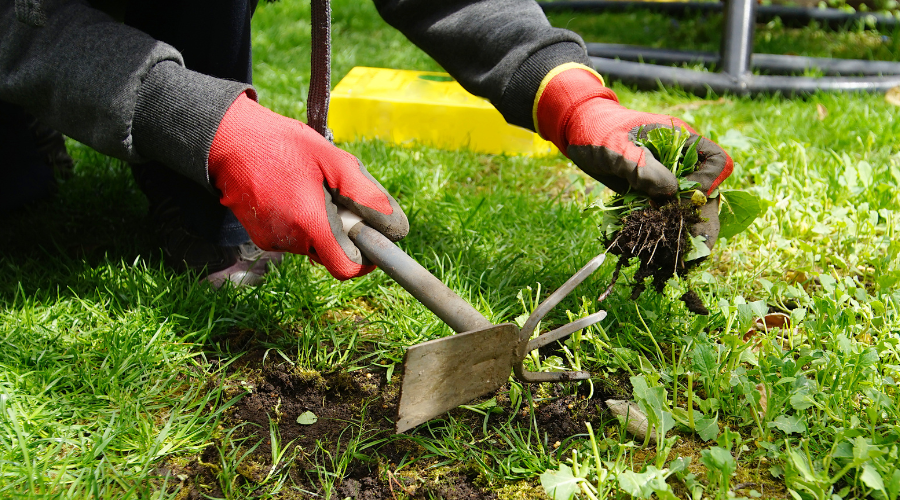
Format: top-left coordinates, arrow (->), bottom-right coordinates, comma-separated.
539,0 -> 900,95
540,1 -> 899,28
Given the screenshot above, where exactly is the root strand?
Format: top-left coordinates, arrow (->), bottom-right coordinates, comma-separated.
598,259 -> 624,304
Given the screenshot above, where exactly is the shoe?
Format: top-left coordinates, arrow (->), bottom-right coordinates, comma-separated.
155,207 -> 284,288
131,162 -> 284,288
202,241 -> 284,288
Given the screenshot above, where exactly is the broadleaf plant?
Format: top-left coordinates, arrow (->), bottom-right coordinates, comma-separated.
587,125 -> 763,314
718,189 -> 764,239
594,126 -> 762,248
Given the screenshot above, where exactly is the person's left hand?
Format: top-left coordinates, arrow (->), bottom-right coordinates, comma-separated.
208,93 -> 408,280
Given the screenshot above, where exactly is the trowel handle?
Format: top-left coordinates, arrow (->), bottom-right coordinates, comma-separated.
342,211 -> 493,334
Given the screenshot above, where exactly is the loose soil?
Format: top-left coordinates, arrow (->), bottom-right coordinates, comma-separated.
153,333 -> 628,499
605,202 -> 709,315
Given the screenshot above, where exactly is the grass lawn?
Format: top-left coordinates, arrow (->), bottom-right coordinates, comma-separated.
1,1 -> 899,498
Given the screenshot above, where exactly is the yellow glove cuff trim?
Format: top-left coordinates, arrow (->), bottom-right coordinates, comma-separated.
532,63 -> 605,135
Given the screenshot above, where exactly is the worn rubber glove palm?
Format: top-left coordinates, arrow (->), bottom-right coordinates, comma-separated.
535,64 -> 733,246
209,93 -> 408,280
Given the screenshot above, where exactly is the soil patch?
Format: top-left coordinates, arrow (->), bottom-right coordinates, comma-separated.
152,338 -> 626,499
152,334 -> 632,498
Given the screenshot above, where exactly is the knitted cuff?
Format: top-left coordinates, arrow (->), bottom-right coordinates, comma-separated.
496,42 -> 593,131
132,61 -> 256,188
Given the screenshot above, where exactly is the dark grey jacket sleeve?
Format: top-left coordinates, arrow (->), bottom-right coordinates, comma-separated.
0,0 -> 252,187
373,0 -> 593,131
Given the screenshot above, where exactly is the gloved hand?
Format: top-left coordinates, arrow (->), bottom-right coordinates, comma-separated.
534,64 -> 733,246
208,93 -> 409,280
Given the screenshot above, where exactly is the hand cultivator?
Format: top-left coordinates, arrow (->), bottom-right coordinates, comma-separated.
309,0 -> 607,433
339,211 -> 608,433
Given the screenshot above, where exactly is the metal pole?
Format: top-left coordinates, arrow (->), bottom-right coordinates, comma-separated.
590,56 -> 900,94
720,0 -> 755,79
539,2 -> 900,30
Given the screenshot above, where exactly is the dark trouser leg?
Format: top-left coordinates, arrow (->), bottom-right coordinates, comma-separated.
123,0 -> 258,251
0,101 -> 72,212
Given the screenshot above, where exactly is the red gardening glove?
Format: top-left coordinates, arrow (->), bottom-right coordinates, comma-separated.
536,66 -> 733,197
535,65 -> 733,246
209,93 -> 408,280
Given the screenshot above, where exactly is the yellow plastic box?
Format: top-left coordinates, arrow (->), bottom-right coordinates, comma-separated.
328,67 -> 556,157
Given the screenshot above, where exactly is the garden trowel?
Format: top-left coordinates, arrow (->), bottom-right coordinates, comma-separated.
340,210 -> 608,433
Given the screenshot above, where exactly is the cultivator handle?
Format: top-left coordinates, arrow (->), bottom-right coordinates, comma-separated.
346,220 -> 493,334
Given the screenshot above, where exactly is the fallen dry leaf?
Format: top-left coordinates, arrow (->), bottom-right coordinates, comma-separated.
785,270 -> 808,285
887,86 -> 900,107
816,103 -> 828,120
756,383 -> 768,416
756,312 -> 790,330
744,312 -> 791,341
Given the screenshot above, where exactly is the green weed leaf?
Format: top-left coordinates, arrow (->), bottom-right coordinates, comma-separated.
508,383 -> 522,410
684,235 -> 711,261
860,463 -> 885,493
638,125 -> 694,175
852,436 -> 885,462
719,190 -> 763,239
296,411 -> 318,425
786,447 -> 819,482
631,375 -> 675,438
769,415 -> 806,434
683,140 -> 699,171
701,447 -> 736,475
700,446 -> 736,495
695,415 -> 720,441
668,457 -> 691,475
789,393 -> 815,410
618,466 -> 672,499
540,464 -> 580,500
690,343 -> 717,385
886,469 -> 900,500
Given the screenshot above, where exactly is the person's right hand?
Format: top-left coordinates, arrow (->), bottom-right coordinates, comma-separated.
535,65 -> 732,200
534,64 -> 733,248
208,93 -> 409,280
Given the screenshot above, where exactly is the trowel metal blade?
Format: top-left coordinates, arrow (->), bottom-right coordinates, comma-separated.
395,323 -> 519,433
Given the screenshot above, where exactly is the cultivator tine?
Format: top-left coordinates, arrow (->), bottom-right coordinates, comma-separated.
513,252 -> 609,384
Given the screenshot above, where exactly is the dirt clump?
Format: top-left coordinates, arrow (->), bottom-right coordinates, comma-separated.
531,393 -> 593,443
606,202 -> 709,314
514,381 -> 622,446
334,471 -> 497,500
151,326 -> 643,499
680,290 -> 710,315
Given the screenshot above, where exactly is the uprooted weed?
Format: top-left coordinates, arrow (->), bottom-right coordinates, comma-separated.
604,202 -> 709,314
